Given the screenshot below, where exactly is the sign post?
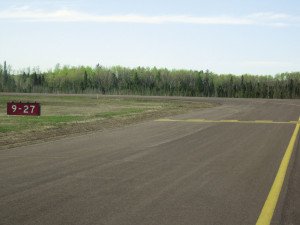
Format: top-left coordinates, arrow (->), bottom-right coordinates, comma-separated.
7,102 -> 41,116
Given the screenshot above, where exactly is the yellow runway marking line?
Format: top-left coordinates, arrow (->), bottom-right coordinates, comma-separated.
254,120 -> 274,123
186,119 -> 206,122
219,119 -> 240,122
156,118 -> 297,125
256,117 -> 300,225
156,118 -> 182,122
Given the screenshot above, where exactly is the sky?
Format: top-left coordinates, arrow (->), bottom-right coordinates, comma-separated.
0,0 -> 300,75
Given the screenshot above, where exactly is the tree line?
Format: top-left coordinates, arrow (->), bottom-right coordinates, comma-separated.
1,63 -> 300,99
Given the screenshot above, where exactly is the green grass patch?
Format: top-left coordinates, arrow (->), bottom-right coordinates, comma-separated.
0,94 -> 196,134
0,94 -> 215,150
0,124 -> 21,133
0,115 -> 85,133
0,94 -> 214,137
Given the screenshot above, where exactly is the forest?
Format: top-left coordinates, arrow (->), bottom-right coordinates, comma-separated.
1,62 -> 300,99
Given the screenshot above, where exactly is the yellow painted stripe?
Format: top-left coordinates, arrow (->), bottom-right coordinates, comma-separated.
186,119 -> 205,122
155,118 -> 297,125
254,120 -> 274,123
256,117 -> 300,225
219,120 -> 240,122
156,118 -> 181,122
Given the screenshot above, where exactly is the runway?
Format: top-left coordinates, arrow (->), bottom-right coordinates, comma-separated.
1,97 -> 300,225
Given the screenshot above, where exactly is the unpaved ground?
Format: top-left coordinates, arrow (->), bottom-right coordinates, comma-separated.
0,94 -> 214,149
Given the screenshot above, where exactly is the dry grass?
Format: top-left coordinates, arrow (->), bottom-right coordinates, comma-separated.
0,94 -> 214,149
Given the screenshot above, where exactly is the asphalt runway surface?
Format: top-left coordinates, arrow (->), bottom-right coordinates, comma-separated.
1,97 -> 300,225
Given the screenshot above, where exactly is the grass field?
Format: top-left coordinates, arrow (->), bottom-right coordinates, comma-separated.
0,94 -> 213,149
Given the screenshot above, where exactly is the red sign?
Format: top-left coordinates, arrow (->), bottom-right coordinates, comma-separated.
7,102 -> 41,116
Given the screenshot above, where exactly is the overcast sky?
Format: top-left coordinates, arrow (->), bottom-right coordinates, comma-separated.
1,0 -> 300,75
